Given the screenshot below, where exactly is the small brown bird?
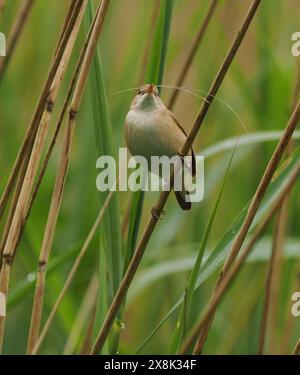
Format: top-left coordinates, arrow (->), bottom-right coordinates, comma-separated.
125,84 -> 196,210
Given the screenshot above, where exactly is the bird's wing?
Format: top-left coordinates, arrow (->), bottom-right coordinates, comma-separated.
168,111 -> 196,177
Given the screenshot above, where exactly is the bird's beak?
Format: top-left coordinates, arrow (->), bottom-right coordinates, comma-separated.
145,84 -> 154,94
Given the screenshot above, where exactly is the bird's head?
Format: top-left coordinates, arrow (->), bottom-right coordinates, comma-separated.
130,84 -> 165,111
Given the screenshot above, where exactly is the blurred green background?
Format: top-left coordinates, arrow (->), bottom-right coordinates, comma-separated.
0,0 -> 299,354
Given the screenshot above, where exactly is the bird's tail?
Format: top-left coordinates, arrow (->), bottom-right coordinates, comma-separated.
174,189 -> 191,210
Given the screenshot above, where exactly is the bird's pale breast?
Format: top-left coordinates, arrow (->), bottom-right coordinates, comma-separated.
125,108 -> 186,164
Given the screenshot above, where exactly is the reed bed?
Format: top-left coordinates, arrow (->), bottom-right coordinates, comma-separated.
0,0 -> 88,351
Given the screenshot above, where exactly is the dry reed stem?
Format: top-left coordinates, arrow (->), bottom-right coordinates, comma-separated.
121,198 -> 131,239
193,100 -> 300,354
0,0 -> 34,79
26,0 -> 90,353
268,201 -> 287,352
0,0 -> 86,353
0,153 -> 31,261
90,0 -> 262,355
167,0 -> 218,109
257,210 -> 285,354
260,60 -> 300,354
292,336 -> 300,355
31,189 -> 114,355
178,160 -> 300,354
0,0 -> 5,19
28,119 -> 75,353
29,0 -> 111,354
63,273 -> 98,354
0,0 -> 81,222
72,0 -> 110,108
55,0 -> 78,56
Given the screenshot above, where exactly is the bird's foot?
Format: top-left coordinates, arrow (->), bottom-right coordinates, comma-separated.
177,151 -> 185,162
151,207 -> 165,220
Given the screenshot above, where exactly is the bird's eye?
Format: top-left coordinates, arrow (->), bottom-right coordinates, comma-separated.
138,89 -> 144,95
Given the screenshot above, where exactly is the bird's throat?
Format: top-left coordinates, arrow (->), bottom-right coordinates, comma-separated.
138,94 -> 157,111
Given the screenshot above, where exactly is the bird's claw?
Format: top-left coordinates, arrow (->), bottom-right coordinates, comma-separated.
177,151 -> 185,161
151,207 -> 164,220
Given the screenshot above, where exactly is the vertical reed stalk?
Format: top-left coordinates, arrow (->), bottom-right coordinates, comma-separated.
179,160 -> 300,354
167,0 -> 218,109
257,210 -> 285,354
91,0 -> 262,355
28,0 -> 110,354
55,0 -> 78,55
0,154 -> 31,261
31,189 -> 114,355
0,0 -> 5,19
267,203 -> 287,351
292,334 -> 300,355
193,101 -> 300,354
0,0 -> 86,353
0,0 -> 35,80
